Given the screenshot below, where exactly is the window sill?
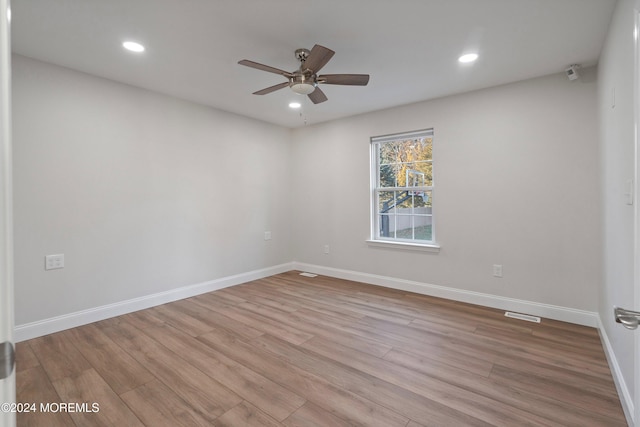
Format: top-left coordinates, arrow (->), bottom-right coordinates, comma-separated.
366,239 -> 441,253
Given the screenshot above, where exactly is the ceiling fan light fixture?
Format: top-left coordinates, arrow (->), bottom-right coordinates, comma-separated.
290,82 -> 316,95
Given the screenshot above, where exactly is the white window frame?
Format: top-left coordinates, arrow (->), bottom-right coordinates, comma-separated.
368,129 -> 439,251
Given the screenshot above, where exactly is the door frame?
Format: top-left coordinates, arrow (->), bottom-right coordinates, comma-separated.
634,5 -> 640,426
0,0 -> 15,426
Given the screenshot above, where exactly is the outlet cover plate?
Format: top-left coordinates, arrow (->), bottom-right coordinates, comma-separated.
493,264 -> 503,278
45,254 -> 64,270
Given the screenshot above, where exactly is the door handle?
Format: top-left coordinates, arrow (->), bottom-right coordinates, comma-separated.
614,306 -> 640,330
0,341 -> 14,380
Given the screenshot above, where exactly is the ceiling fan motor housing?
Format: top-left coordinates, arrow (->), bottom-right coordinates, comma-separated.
295,48 -> 311,63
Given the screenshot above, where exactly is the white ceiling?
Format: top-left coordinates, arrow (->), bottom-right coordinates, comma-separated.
11,0 -> 616,128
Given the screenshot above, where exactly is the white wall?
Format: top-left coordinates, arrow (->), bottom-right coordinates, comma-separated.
12,55 -> 292,326
291,70 -> 600,312
598,0 -> 637,419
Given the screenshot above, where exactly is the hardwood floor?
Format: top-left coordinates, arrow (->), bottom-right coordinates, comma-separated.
15,271 -> 627,426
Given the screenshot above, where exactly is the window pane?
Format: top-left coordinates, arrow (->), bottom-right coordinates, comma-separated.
379,213 -> 393,238
413,137 -> 432,161
379,164 -> 398,187
396,191 -> 413,209
378,191 -> 396,213
395,218 -> 433,241
414,161 -> 432,186
379,140 -> 402,165
412,190 -> 432,209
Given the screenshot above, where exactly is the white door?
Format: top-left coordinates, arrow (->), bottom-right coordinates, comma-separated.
0,1 -> 15,426
635,8 -> 640,427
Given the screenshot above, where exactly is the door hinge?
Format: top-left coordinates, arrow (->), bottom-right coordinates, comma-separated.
0,341 -> 14,380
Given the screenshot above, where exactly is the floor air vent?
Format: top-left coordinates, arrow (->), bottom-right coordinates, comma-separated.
299,272 -> 318,278
504,311 -> 541,323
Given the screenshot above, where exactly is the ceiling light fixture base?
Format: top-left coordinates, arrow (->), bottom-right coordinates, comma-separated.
289,73 -> 317,94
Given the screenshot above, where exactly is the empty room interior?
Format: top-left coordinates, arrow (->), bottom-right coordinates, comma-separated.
3,0 -> 640,426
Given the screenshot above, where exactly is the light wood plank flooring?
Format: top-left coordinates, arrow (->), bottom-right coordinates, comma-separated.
16,271 -> 627,426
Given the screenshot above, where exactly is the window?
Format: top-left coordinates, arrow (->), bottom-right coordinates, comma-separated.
370,129 -> 435,246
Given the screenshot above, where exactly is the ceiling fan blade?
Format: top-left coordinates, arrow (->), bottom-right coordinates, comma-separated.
238,60 -> 294,77
318,74 -> 370,86
308,87 -> 328,104
303,45 -> 335,73
253,82 -> 289,95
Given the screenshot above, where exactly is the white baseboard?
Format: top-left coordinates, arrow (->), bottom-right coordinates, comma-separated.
16,260 -> 599,338
14,262 -> 294,342
597,316 -> 635,426
292,262 -> 599,327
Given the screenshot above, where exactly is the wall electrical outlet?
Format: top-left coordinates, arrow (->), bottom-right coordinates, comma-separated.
264,231 -> 272,240
45,254 -> 64,270
323,245 -> 330,254
493,264 -> 503,278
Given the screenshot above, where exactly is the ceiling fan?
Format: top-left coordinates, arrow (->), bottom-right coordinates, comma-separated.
238,44 -> 370,104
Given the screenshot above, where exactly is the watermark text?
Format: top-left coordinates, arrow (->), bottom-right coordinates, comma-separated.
1,402 -> 100,413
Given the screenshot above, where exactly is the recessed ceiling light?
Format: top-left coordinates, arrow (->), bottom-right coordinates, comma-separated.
123,41 -> 145,53
289,102 -> 301,109
458,53 -> 478,63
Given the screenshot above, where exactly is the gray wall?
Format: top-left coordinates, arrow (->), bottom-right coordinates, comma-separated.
291,70 -> 600,311
13,55 -> 293,325
12,55 -> 602,321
